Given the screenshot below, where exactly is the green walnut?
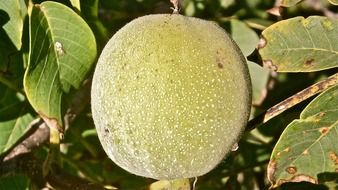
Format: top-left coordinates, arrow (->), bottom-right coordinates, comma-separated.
91,14 -> 251,180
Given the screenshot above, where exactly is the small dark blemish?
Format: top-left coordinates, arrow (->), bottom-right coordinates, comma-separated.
286,166 -> 297,174
319,127 -> 329,135
217,62 -> 224,69
121,63 -> 127,70
305,59 -> 314,67
318,112 -> 325,117
170,79 -> 174,84
104,127 -> 109,134
216,57 -> 224,69
329,152 -> 338,164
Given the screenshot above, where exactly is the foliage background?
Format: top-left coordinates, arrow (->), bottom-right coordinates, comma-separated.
0,0 -> 337,189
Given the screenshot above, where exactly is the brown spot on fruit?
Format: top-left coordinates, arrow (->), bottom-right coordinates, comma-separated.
217,62 -> 224,69
329,152 -> 338,165
216,57 -> 224,69
286,166 -> 297,174
104,127 -> 110,134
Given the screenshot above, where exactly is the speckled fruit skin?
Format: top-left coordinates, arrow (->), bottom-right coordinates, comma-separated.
91,14 -> 251,180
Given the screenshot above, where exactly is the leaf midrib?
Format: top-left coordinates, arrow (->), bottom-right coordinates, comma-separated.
277,47 -> 338,54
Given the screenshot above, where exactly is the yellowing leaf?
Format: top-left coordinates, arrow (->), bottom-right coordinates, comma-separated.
259,16 -> 338,72
268,85 -> 338,188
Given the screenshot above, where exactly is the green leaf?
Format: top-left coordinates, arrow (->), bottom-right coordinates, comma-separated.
0,111 -> 35,155
267,84 -> 338,188
24,1 -> 97,126
328,0 -> 338,5
248,62 -> 270,106
0,0 -> 26,50
226,19 -> 270,106
0,175 -> 30,190
259,16 -> 338,72
0,0 -> 27,70
280,0 -> 304,7
227,19 -> 259,56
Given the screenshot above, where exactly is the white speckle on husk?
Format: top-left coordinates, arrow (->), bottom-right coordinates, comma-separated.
91,14 -> 251,180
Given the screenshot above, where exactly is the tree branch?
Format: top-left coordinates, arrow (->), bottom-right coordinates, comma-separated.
0,79 -> 102,189
3,119 -> 48,162
247,72 -> 338,131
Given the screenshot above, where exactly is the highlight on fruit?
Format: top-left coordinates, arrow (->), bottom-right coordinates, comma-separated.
91,13 -> 251,180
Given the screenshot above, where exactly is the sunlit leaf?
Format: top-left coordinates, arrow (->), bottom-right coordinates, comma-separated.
24,1 -> 96,126
259,16 -> 338,72
70,0 -> 81,12
327,0 -> 338,5
219,0 -> 235,8
268,85 -> 338,188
